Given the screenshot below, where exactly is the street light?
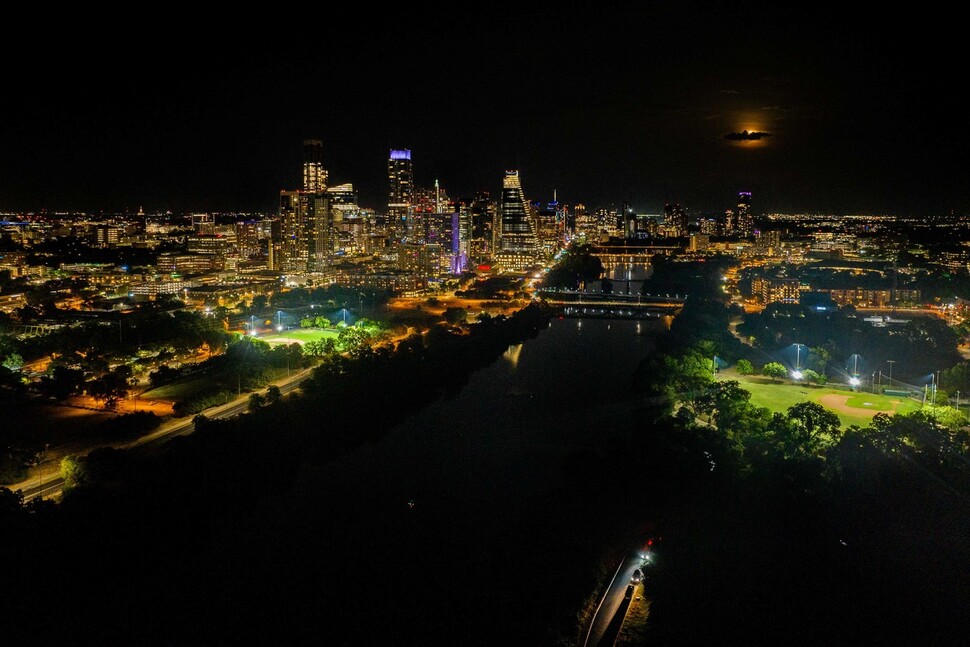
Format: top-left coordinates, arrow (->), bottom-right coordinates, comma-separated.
249,315 -> 257,336
887,360 -> 895,386
276,310 -> 284,332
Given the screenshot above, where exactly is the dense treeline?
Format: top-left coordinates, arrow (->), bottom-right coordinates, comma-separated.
541,244 -> 604,290
264,283 -> 393,310
1,306 -> 229,363
621,315 -> 970,643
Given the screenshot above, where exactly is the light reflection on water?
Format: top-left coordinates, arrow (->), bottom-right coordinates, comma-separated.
502,343 -> 523,368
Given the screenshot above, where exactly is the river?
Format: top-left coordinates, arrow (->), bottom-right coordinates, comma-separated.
314,317 -> 664,510
294,316 -> 665,643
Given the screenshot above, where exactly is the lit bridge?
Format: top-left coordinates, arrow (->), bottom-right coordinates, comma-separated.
539,292 -> 684,319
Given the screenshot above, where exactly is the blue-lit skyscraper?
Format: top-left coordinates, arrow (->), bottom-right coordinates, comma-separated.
387,149 -> 414,240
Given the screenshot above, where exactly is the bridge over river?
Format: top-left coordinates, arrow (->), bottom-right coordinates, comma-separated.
539,290 -> 684,319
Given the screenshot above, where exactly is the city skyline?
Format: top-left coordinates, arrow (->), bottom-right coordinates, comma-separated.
1,6 -> 964,216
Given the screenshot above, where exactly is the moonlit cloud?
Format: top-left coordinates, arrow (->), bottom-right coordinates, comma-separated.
724,130 -> 773,141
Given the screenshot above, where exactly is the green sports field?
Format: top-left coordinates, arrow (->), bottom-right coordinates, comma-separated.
261,328 -> 339,345
723,370 -> 922,428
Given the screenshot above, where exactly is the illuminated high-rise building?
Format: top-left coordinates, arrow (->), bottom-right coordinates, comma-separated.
699,217 -> 720,236
328,183 -> 366,255
496,170 -> 539,270
276,140 -> 334,273
234,221 -> 261,259
736,191 -> 753,236
303,139 -> 328,193
663,203 -> 688,238
387,149 -> 414,240
412,181 -> 452,242
469,191 -> 497,263
279,190 -> 331,273
456,203 -> 473,271
191,213 -> 215,235
279,191 -> 306,273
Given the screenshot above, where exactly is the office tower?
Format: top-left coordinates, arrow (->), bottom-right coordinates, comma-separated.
663,203 -> 688,237
328,183 -> 365,254
303,139 -> 327,193
235,221 -> 261,259
699,217 -> 720,235
278,190 -> 330,273
279,192 -> 305,272
387,149 -> 414,240
327,183 -> 357,207
736,191 -> 753,236
468,191 -> 496,264
496,170 -> 539,270
398,242 -> 440,279
689,233 -> 710,252
191,213 -> 215,235
92,224 -> 122,248
308,191 -> 332,271
456,203 -> 472,272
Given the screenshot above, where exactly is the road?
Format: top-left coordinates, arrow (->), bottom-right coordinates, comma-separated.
16,365 -> 316,502
584,551 -> 646,647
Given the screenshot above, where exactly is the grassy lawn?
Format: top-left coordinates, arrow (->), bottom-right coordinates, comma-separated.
844,394 -> 896,410
143,367 -> 290,402
142,375 -> 217,401
722,369 -> 922,428
262,328 -> 339,345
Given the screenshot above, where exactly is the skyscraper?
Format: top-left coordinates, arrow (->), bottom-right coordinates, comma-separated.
496,170 -> 539,270
278,189 -> 330,273
387,149 -> 414,240
276,140 -> 334,273
736,191 -> 753,236
303,139 -> 328,193
279,191 -> 305,272
469,191 -> 497,264
663,203 -> 688,238
234,221 -> 261,259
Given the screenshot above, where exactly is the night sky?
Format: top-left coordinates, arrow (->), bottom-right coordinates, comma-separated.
2,5 -> 964,216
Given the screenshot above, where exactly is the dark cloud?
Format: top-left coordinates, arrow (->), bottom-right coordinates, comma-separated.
724,130 -> 773,141
720,89 -> 740,94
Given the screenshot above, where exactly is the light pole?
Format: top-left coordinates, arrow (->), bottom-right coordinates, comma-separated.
887,360 -> 895,387
791,343 -> 805,380
250,315 -> 257,336
276,311 -> 284,332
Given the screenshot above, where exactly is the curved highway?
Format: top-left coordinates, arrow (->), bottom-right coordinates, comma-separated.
584,550 -> 650,647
